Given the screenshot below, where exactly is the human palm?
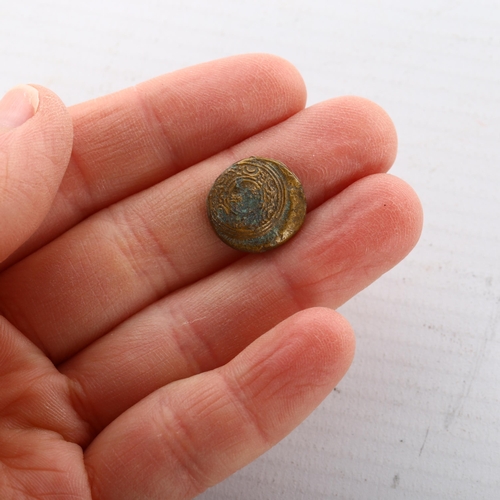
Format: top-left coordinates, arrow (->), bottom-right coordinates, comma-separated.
0,55 -> 422,499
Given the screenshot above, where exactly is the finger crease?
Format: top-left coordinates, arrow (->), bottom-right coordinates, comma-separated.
158,403 -> 213,494
167,304 -> 221,375
216,369 -> 273,448
132,85 -> 181,177
107,205 -> 182,301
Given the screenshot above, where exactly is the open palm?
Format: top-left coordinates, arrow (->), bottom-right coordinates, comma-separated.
0,54 -> 422,499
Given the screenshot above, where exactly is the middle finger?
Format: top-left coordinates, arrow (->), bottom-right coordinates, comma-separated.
0,97 -> 396,363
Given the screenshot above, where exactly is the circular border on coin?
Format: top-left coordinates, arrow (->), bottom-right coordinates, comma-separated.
207,156 -> 307,252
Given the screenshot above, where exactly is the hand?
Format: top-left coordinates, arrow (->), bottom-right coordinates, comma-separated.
0,54 -> 422,499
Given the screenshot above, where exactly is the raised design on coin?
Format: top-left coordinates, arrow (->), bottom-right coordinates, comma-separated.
207,156 -> 307,252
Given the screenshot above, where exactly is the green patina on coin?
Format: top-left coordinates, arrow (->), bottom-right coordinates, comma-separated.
207,157 -> 307,253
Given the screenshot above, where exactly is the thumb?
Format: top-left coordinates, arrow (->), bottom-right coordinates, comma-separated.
0,84 -> 73,263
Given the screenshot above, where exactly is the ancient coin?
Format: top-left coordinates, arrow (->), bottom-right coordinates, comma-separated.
207,156 -> 307,252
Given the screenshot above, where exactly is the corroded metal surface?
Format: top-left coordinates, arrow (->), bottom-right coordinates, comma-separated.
207,157 -> 307,252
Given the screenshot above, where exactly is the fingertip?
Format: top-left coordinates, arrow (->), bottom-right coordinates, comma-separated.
27,85 -> 74,158
0,85 -> 39,129
305,306 -> 356,367
330,95 -> 398,173
364,173 -> 424,261
4,84 -> 74,171
0,85 -> 73,262
221,53 -> 307,114
278,307 -> 356,384
271,95 -> 399,208
246,53 -> 307,108
391,174 -> 423,250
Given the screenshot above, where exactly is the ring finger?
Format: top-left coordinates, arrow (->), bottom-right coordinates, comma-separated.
62,173 -> 422,433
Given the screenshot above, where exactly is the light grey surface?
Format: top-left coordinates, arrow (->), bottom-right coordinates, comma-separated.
2,1 -> 499,498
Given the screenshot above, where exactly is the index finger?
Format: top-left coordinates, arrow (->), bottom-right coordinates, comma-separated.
1,54 -> 306,270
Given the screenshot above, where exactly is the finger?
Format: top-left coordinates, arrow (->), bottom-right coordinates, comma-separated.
0,96 -> 397,362
0,316 -> 92,498
1,54 -> 306,270
0,315 -> 90,445
84,307 -> 355,500
0,85 -> 72,262
62,173 -> 422,432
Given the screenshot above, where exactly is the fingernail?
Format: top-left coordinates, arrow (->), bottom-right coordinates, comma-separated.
0,85 -> 39,129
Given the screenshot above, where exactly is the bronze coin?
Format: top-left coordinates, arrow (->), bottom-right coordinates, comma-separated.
207,156 -> 307,253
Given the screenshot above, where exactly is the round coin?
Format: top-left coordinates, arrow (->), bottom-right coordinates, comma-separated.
207,156 -> 307,252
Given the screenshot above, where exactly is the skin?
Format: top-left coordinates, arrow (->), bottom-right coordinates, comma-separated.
0,54 -> 422,499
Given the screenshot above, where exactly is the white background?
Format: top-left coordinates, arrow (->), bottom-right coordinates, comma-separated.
1,1 -> 499,498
